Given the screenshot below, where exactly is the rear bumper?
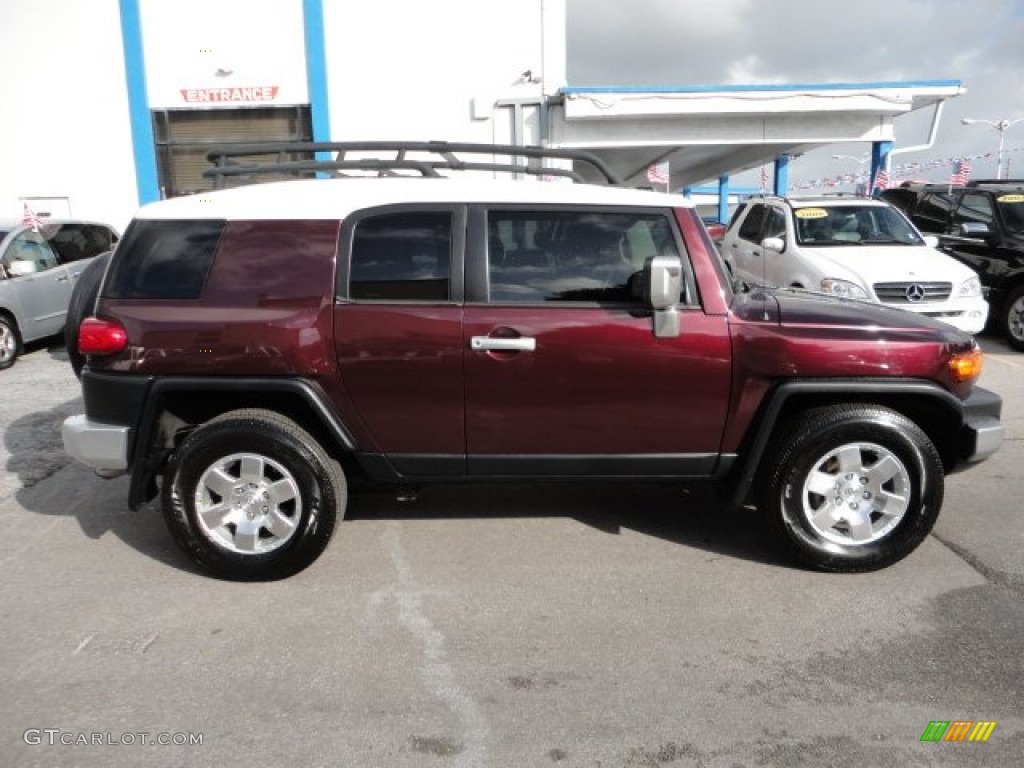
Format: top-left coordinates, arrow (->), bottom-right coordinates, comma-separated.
960,386 -> 1004,463
62,414 -> 130,477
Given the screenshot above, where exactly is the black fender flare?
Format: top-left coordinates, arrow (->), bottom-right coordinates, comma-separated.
721,379 -> 963,511
127,376 -> 359,510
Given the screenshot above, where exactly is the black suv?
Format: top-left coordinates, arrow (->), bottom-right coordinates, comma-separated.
881,180 -> 1024,349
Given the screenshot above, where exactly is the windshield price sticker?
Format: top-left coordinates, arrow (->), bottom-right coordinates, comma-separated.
996,194 -> 1024,203
795,208 -> 829,219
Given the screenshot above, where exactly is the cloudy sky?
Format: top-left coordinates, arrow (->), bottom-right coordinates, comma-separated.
566,0 -> 1024,188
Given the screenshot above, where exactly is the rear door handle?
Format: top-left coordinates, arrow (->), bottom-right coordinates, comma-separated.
470,336 -> 536,352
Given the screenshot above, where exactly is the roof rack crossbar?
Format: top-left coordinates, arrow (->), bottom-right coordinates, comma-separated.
202,141 -> 621,187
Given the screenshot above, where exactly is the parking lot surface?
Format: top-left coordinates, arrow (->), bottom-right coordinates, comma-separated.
1,338 -> 1022,767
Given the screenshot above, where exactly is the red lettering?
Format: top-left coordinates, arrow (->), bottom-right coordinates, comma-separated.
179,86 -> 280,104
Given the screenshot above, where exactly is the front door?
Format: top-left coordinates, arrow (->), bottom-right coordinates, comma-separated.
464,206 -> 731,476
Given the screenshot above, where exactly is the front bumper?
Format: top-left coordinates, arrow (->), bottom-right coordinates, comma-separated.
62,414 -> 130,477
960,386 -> 1004,463
904,297 -> 989,335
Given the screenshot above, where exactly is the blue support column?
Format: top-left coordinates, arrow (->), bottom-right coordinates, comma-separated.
773,155 -> 790,196
118,0 -> 160,204
717,176 -> 730,224
870,141 -> 894,197
303,0 -> 331,157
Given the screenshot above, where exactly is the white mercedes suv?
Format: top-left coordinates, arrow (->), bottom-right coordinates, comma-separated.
720,196 -> 988,334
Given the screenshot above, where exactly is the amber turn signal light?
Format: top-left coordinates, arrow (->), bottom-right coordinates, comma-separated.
948,347 -> 983,383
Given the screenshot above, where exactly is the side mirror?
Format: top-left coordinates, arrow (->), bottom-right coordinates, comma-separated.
6,259 -> 38,277
922,235 -> 939,248
960,222 -> 991,239
760,236 -> 784,253
645,254 -> 682,338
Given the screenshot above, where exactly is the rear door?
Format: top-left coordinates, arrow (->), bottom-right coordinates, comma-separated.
463,205 -> 732,477
332,206 -> 467,476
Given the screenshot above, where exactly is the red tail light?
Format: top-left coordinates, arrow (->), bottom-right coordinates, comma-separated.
78,317 -> 128,356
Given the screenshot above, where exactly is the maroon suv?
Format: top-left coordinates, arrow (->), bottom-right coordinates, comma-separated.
62,143 -> 1003,580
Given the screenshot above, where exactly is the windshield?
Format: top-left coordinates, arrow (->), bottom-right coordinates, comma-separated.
793,204 -> 924,247
996,193 -> 1024,234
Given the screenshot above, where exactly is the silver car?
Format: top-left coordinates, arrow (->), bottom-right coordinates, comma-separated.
0,219 -> 118,370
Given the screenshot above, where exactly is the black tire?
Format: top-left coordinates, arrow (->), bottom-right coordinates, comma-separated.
1001,284 -> 1024,352
0,314 -> 20,371
64,251 -> 111,379
757,405 -> 943,572
161,408 -> 345,580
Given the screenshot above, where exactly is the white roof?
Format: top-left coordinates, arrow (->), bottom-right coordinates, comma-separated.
135,178 -> 692,221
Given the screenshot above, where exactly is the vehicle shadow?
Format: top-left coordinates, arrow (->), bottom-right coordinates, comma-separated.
348,481 -> 790,569
5,396 -> 205,575
5,396 -> 788,574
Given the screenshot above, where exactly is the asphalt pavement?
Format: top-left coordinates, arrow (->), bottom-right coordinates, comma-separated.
0,337 -> 1021,768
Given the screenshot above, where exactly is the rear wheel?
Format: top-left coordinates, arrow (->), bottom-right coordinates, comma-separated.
162,408 -> 345,580
1001,284 -> 1024,352
0,315 -> 20,370
757,405 -> 943,572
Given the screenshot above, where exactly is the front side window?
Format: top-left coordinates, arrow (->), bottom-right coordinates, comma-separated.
1,232 -> 60,276
764,207 -> 787,239
350,212 -> 451,301
487,209 -> 683,304
954,192 -> 995,227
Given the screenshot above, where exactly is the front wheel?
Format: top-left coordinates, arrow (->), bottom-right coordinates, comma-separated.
757,405 -> 944,572
162,409 -> 345,580
1001,284 -> 1024,352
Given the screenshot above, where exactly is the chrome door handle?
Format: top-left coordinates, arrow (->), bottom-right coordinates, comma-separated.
470,336 -> 536,352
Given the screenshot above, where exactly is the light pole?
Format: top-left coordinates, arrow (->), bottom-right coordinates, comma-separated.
832,153 -> 870,196
960,117 -> 1024,179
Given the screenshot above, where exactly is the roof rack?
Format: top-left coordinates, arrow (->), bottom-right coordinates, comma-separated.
203,141 -> 624,188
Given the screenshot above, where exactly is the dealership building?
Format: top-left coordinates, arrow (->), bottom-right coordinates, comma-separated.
1,0 -> 964,230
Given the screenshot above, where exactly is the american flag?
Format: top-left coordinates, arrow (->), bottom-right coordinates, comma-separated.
950,159 -> 972,187
22,203 -> 42,232
647,161 -> 669,187
873,168 -> 889,191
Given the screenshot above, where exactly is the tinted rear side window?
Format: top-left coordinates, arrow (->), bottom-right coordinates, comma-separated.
349,212 -> 451,301
104,220 -> 224,299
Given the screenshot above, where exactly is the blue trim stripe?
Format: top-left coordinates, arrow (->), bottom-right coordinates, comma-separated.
560,80 -> 962,95
118,0 -> 159,205
303,0 -> 331,152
